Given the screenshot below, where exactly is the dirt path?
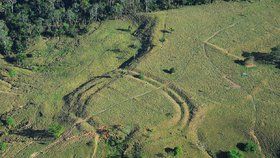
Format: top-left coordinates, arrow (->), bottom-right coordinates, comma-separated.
249,130 -> 265,158
201,23 -> 267,158
245,79 -> 268,157
187,106 -> 213,158
204,41 -> 244,60
92,134 -> 99,158
0,90 -> 19,95
222,75 -> 241,89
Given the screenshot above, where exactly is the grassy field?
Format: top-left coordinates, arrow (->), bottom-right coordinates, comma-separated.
136,0 -> 280,157
0,0 -> 279,158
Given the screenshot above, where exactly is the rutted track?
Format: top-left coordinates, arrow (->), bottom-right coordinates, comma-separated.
53,14 -> 200,157
59,67 -> 196,131
118,69 -> 195,128
61,72 -> 122,119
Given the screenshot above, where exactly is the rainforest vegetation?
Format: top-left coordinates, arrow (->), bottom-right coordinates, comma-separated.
0,0 -> 246,55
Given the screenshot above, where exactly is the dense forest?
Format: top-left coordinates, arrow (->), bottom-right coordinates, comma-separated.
0,0 -> 242,55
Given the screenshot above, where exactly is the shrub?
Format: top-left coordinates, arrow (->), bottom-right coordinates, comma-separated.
8,69 -> 16,78
6,117 -> 15,128
174,146 -> 183,156
15,53 -> 26,63
169,67 -> 175,74
0,142 -> 7,151
159,36 -> 166,43
244,141 -> 257,152
138,73 -> 144,80
48,124 -> 64,138
228,149 -> 244,158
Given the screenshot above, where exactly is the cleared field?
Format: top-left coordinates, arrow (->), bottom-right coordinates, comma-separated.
136,0 -> 280,157
0,19 -> 142,157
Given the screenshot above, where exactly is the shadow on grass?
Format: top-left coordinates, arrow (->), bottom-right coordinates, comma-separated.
116,28 -> 131,32
163,69 -> 171,74
160,29 -> 171,34
216,150 -> 228,158
236,142 -> 246,151
13,128 -> 52,139
235,46 -> 280,69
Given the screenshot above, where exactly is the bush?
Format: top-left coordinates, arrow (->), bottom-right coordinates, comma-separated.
244,141 -> 257,152
170,67 -> 175,74
0,142 -> 7,151
138,73 -> 144,80
159,36 -> 166,43
8,69 -> 16,78
6,117 -> 15,128
228,149 -> 244,158
48,124 -> 64,138
15,53 -> 26,63
174,146 -> 183,156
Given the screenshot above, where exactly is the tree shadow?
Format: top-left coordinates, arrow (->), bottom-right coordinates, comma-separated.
116,28 -> 131,32
13,128 -> 52,139
234,59 -> 245,66
216,150 -> 229,158
163,69 -> 171,74
128,44 -> 137,49
236,142 -> 246,151
235,46 -> 280,69
107,48 -> 122,53
277,149 -> 280,158
4,56 -> 17,63
163,68 -> 175,74
160,29 -> 171,34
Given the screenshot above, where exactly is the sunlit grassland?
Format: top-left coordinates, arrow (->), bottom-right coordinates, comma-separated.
137,0 -> 280,157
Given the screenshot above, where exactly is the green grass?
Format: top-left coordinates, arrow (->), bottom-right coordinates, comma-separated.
0,19 -> 141,157
136,0 -> 280,157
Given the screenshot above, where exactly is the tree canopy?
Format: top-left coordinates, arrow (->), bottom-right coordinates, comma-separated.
0,0 -> 244,55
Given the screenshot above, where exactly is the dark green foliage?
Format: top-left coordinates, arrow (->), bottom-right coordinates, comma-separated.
0,0 -> 248,55
165,146 -> 182,156
0,20 -> 13,55
159,36 -> 166,43
174,146 -> 183,156
170,67 -> 175,74
270,46 -> 280,67
15,53 -> 26,63
244,141 -> 257,152
228,149 -> 244,158
48,123 -> 64,138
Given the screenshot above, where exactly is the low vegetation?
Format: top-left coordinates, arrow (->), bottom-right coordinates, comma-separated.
48,124 -> 64,138
228,148 -> 244,158
0,142 -> 7,151
6,116 -> 15,128
244,141 -> 257,152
